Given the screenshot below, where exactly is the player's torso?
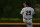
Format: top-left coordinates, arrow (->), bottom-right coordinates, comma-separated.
23,7 -> 33,18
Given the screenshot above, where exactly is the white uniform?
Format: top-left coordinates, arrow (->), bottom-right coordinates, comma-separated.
20,7 -> 35,27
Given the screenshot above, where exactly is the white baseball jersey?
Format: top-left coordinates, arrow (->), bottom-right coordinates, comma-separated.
20,7 -> 35,19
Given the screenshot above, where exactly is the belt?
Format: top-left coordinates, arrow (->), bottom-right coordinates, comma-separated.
24,18 -> 32,20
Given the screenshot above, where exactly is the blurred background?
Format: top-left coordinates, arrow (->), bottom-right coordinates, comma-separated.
0,0 -> 40,23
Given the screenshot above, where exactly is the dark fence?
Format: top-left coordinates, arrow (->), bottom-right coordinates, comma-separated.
0,0 -> 40,18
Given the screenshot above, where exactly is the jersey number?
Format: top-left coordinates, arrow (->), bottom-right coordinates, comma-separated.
26,11 -> 31,15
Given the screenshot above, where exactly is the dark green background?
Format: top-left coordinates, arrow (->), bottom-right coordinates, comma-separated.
0,0 -> 40,23
0,0 -> 37,18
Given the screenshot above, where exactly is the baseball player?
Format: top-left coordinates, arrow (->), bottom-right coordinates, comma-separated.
20,2 -> 35,27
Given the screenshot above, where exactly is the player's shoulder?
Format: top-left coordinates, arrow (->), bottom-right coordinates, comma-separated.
22,7 -> 26,9
22,7 -> 28,10
22,7 -> 26,10
30,7 -> 34,11
28,7 -> 33,9
30,7 -> 34,10
22,7 -> 34,10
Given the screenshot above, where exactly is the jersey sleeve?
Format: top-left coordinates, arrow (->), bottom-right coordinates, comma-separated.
32,8 -> 35,15
20,8 -> 24,15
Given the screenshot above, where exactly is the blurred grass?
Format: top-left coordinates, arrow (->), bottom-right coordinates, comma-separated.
0,18 -> 40,23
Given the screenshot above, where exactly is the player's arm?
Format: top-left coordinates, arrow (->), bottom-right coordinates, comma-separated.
20,8 -> 24,15
32,8 -> 35,16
